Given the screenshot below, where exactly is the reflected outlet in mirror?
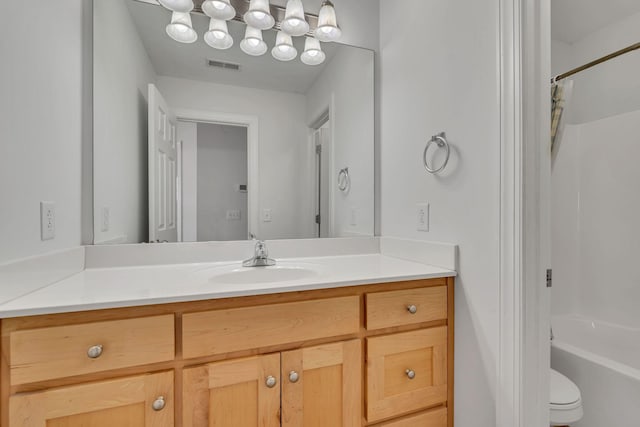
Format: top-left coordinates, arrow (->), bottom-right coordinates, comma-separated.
92,0 -> 375,245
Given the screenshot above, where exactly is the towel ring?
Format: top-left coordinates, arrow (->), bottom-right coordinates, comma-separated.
338,168 -> 350,192
423,132 -> 450,174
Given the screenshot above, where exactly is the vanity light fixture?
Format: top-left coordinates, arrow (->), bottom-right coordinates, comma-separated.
315,0 -> 342,42
166,12 -> 198,43
158,0 -> 194,13
204,18 -> 234,49
201,0 -> 236,21
271,31 -> 297,61
244,0 -> 276,30
240,26 -> 268,56
301,37 -> 326,65
281,0 -> 310,37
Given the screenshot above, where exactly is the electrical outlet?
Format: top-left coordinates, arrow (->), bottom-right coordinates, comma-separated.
417,203 -> 429,232
262,209 -> 272,222
40,201 -> 55,240
101,207 -> 110,232
226,210 -> 241,220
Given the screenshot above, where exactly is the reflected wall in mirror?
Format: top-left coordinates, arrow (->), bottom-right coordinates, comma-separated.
93,0 -> 374,244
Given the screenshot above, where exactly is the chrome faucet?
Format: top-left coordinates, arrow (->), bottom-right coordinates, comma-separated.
243,240 -> 276,267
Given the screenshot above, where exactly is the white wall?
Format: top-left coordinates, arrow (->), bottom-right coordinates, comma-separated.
93,0 -> 158,244
552,110 -> 640,328
178,121 -> 198,242
158,76 -> 312,240
380,1 -> 500,425
552,12 -> 640,124
196,123 -> 248,241
0,1 -> 84,263
306,48 -> 375,237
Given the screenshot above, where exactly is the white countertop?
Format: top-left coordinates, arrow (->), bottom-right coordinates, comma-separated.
0,254 -> 455,318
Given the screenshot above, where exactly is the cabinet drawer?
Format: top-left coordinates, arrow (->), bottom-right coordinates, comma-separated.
182,296 -> 360,359
366,327 -> 447,423
9,371 -> 174,427
9,315 -> 175,385
366,286 -> 447,330
373,407 -> 447,426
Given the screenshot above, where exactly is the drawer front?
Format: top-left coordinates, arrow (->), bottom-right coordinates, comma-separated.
182,296 -> 360,359
366,286 -> 447,330
9,315 -> 175,385
366,327 -> 447,423
373,407 -> 447,426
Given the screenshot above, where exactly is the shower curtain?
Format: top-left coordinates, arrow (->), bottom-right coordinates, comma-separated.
551,79 -> 574,154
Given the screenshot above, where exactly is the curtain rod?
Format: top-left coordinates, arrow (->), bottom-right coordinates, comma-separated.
551,41 -> 640,84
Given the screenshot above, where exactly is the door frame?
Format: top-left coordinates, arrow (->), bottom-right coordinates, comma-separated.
174,109 -> 259,241
498,0 -> 551,425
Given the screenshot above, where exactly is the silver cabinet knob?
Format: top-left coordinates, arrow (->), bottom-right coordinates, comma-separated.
289,371 -> 300,383
87,345 -> 103,359
407,305 -> 418,314
406,369 -> 416,380
265,375 -> 277,388
152,396 -> 165,411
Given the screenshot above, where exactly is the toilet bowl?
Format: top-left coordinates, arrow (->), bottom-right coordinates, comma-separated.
550,369 -> 583,426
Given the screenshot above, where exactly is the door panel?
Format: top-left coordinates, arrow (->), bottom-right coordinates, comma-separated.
183,354 -> 281,427
9,371 -> 174,427
281,340 -> 361,427
148,84 -> 178,242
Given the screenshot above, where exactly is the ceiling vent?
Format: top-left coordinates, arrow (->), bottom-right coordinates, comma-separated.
207,59 -> 241,71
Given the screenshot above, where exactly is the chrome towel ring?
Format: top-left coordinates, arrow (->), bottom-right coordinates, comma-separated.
338,167 -> 350,192
423,132 -> 451,174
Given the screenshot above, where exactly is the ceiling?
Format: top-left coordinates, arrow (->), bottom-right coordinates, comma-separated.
126,1 -> 346,94
551,0 -> 640,44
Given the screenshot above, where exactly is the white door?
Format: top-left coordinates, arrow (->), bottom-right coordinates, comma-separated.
148,84 -> 178,242
313,126 -> 331,238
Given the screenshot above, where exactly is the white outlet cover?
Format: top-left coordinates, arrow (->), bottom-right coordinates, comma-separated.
101,207 -> 110,232
417,203 -> 429,232
40,201 -> 56,241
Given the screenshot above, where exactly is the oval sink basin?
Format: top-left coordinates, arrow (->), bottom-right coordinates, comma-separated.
194,264 -> 321,285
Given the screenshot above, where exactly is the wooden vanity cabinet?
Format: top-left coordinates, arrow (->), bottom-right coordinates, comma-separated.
183,340 -> 361,427
0,277 -> 454,427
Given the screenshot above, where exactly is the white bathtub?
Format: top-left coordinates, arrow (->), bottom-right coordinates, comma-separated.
551,315 -> 640,426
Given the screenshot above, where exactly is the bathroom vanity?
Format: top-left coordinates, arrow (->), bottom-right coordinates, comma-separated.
0,249 -> 455,427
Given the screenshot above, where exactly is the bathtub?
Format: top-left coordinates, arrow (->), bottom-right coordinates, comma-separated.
551,315 -> 640,426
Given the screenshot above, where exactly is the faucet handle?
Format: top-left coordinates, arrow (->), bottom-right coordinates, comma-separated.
255,240 -> 268,257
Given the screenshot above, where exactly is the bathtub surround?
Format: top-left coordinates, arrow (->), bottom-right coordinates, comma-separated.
552,110 -> 640,328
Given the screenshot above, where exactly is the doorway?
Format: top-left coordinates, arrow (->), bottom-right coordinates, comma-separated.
178,121 -> 248,242
311,116 -> 332,238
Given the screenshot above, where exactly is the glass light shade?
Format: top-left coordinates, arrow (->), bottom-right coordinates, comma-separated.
314,0 -> 342,42
271,31 -> 297,61
166,12 -> 198,44
281,0 -> 310,37
301,37 -> 326,65
202,0 -> 236,20
240,26 -> 268,56
204,18 -> 233,49
158,0 -> 194,13
244,0 -> 275,30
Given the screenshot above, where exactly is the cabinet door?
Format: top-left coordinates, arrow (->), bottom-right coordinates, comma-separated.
281,340 -> 361,427
183,354 -> 281,427
9,371 -> 174,427
367,327 -> 447,423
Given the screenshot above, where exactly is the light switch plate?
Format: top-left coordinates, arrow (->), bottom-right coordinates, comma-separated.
101,207 -> 110,232
417,203 -> 429,232
226,210 -> 241,220
262,209 -> 272,222
40,201 -> 56,240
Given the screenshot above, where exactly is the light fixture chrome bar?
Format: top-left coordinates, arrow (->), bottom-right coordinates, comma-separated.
134,0 -> 319,35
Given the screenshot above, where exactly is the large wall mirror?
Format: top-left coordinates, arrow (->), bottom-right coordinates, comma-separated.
93,0 -> 374,244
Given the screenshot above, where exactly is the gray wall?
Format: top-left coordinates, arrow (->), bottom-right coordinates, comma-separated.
196,123 -> 248,241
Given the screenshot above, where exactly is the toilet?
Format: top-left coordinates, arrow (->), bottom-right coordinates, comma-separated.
550,369 -> 583,426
